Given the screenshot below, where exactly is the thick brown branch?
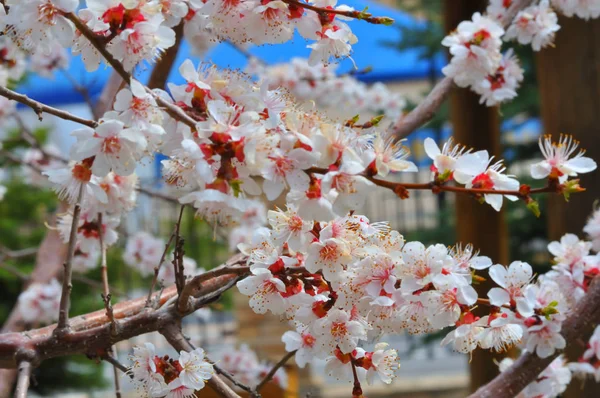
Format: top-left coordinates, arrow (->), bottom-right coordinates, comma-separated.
390,0 -> 534,141
0,86 -> 97,128
177,254 -> 249,314
0,260 -> 244,368
469,276 -> 600,398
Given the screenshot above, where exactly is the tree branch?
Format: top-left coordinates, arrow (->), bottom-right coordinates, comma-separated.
177,254 -> 249,314
0,86 -> 97,128
0,258 -> 245,368
255,350 -> 296,392
65,12 -> 198,130
55,185 -> 85,333
13,361 -> 31,398
160,323 -> 242,398
145,205 -> 186,308
469,276 -> 600,398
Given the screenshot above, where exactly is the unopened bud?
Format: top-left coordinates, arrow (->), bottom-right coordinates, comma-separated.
526,198 -> 541,218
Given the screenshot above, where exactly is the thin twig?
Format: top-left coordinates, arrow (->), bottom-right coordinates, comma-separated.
213,363 -> 257,395
145,205 -> 186,307
0,86 -> 97,128
65,12 -> 198,130
61,70 -> 99,118
282,0 -> 393,25
55,185 -> 85,333
109,347 -> 122,398
13,361 -> 31,398
97,213 -> 117,334
255,350 -> 296,392
103,354 -> 132,378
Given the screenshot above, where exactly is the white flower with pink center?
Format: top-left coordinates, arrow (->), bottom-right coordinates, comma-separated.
548,233 -> 591,267
313,309 -> 368,354
478,312 -> 523,352
262,147 -> 315,200
454,150 -> 520,211
236,268 -> 287,315
305,236 -> 351,282
17,279 -> 61,324
523,319 -> 566,358
364,343 -> 399,385
399,242 -> 453,293
177,348 -> 214,390
268,207 -> 314,252
488,261 -> 535,316
423,285 -> 477,328
424,137 -> 470,181
531,135 -> 597,183
71,119 -> 147,177
282,329 -> 320,367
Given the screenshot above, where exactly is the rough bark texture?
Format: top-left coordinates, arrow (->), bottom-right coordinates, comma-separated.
443,0 -> 509,391
469,276 -> 600,398
537,14 -> 600,398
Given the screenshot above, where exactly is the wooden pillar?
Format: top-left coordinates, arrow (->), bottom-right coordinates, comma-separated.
536,15 -> 600,397
443,0 -> 509,392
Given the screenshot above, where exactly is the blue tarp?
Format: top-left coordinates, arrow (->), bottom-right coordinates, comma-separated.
16,0 -> 445,106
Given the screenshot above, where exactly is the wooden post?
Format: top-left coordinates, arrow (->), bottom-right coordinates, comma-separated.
443,0 -> 509,391
536,15 -> 600,397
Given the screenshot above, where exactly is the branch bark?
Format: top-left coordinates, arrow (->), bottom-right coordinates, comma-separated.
0,86 -> 98,128
469,276 -> 600,398
0,259 -> 246,368
13,361 -> 31,398
55,186 -> 85,333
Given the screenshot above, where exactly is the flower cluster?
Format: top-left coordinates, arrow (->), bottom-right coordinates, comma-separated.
568,325 -> 600,382
129,343 -> 214,398
0,0 -> 394,74
247,57 -> 406,120
442,12 -> 523,106
446,1 -> 598,106
505,0 -> 560,51
17,279 -> 61,324
233,198 -> 600,388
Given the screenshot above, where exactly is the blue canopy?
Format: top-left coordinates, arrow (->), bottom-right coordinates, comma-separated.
17,0 -> 445,106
